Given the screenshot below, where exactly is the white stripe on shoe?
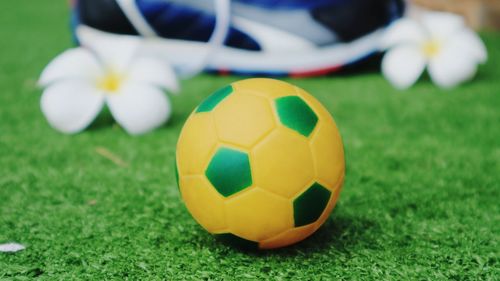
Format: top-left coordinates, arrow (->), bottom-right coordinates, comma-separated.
115,0 -> 157,37
77,24 -> 384,75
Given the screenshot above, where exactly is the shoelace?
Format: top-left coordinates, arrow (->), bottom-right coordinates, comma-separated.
117,0 -> 231,78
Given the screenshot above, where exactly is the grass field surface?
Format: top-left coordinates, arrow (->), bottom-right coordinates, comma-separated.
0,1 -> 498,280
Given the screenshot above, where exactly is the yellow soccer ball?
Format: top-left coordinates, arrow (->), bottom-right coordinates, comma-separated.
175,78 -> 344,249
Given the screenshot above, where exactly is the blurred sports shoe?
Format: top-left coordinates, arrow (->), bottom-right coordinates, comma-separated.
72,0 -> 404,76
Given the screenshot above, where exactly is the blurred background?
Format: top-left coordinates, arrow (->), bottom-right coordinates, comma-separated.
413,0 -> 500,30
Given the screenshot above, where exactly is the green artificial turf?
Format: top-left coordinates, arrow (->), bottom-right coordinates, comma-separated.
1,1 -> 499,280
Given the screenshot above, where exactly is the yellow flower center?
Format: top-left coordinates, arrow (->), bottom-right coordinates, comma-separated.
422,40 -> 442,58
97,72 -> 124,93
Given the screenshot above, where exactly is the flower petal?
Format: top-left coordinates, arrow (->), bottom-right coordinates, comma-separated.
0,242 -> 25,253
428,43 -> 478,88
41,80 -> 104,133
381,18 -> 426,49
39,48 -> 103,86
449,29 -> 487,64
76,25 -> 141,73
127,57 -> 179,93
382,45 -> 426,89
106,83 -> 171,135
421,11 -> 465,41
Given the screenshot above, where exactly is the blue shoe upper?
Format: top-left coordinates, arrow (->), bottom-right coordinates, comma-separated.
74,0 -> 404,51
136,0 -> 261,50
232,0 -> 343,9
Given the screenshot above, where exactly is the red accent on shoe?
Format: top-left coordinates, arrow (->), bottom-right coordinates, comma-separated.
290,65 -> 342,78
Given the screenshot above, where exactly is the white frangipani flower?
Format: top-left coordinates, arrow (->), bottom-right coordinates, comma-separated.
39,36 -> 178,135
381,12 -> 487,89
